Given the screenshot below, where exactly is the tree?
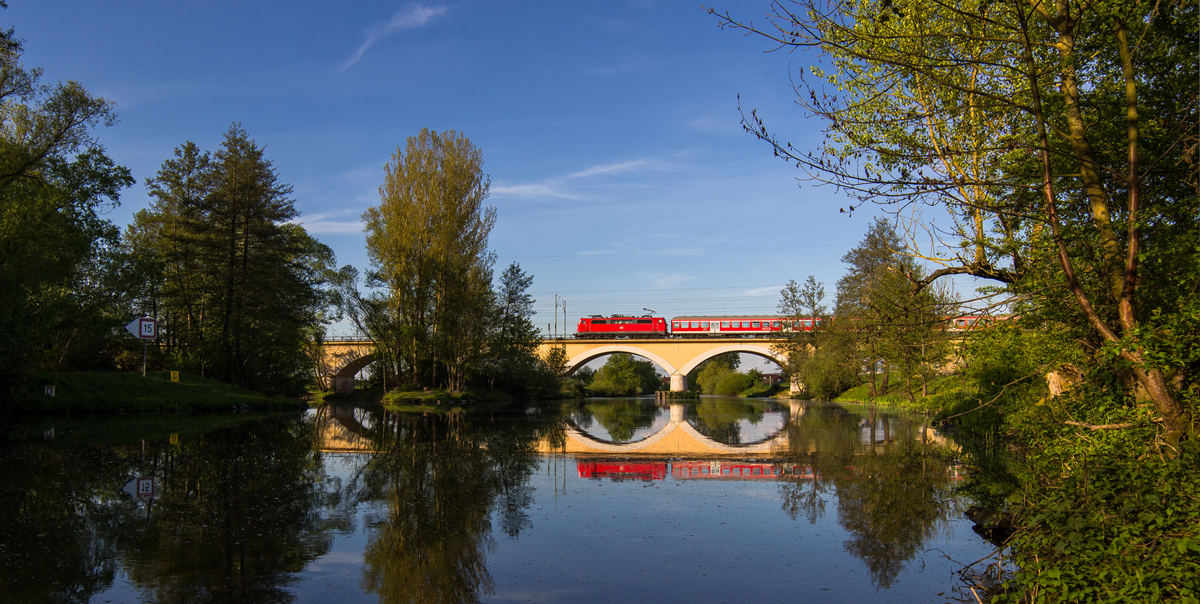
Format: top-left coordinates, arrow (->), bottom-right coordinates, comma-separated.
709,0 -> 1198,439
134,126 -> 334,393
836,219 -> 957,399
363,129 -> 496,392
590,353 -> 661,396
687,352 -> 741,393
0,23 -> 134,409
775,276 -> 828,390
483,262 -> 543,395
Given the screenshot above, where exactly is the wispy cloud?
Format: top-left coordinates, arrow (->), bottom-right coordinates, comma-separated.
742,286 -> 783,297
647,273 -> 697,289
343,4 -> 450,70
489,183 -> 580,199
492,158 -> 661,199
292,212 -> 365,235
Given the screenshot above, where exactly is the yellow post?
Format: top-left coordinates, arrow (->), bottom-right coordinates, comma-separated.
170,371 -> 179,383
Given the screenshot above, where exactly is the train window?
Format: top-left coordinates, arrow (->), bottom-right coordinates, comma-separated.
772,321 -> 780,328
673,322 -> 680,328
721,321 -> 730,328
802,320 -> 811,327
691,321 -> 699,328
734,321 -> 743,328
751,321 -> 760,328
700,321 -> 709,328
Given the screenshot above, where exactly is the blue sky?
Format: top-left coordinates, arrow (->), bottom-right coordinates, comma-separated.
9,1 -> 974,340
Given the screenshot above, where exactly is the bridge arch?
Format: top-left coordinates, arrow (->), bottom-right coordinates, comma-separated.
564,345 -> 679,376
678,343 -> 787,376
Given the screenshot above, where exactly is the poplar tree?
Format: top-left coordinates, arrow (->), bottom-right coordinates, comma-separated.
363,129 -> 496,391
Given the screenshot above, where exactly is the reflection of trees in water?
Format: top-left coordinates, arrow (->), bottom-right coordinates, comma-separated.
687,399 -> 769,445
353,409 -> 543,604
117,417 -> 333,604
777,403 -> 961,588
580,399 -> 659,443
0,414 -> 334,604
0,444 -> 126,603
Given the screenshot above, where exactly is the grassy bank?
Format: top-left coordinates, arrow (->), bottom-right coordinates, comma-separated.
23,371 -> 303,414
833,374 -> 967,411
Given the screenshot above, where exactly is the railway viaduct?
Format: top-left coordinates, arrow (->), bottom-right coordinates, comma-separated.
318,336 -> 797,393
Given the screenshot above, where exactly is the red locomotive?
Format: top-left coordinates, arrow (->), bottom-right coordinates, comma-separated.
576,315 -> 668,338
577,460 -> 668,481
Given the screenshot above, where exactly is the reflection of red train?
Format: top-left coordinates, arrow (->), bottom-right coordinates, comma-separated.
672,461 -> 786,480
577,461 -> 667,481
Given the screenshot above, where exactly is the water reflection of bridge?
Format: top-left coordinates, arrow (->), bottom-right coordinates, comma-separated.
315,401 -> 952,457
315,405 -> 377,453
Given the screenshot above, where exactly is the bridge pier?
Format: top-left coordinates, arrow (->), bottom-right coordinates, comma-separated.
669,373 -> 688,392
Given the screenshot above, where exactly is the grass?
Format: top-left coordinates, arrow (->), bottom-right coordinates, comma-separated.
24,371 -> 304,414
834,374 -> 968,411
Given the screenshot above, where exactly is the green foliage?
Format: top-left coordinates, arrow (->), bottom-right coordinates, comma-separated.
995,441 -> 1200,603
590,353 -> 660,396
0,26 -> 135,409
132,126 -> 334,395
692,352 -> 740,394
584,399 -> 660,442
362,129 -> 496,392
713,371 -> 756,396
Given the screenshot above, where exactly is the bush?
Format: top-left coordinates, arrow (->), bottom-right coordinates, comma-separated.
714,372 -> 756,396
995,440 -> 1200,603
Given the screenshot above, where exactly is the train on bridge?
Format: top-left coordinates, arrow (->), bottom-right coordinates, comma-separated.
574,314 -> 1009,339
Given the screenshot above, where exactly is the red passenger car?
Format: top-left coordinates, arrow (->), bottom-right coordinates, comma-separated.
670,315 -> 783,337
576,316 -> 668,338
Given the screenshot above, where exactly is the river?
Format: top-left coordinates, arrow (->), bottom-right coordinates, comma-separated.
1,398 -> 994,603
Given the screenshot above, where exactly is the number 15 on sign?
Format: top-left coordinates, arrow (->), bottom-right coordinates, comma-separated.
125,317 -> 157,376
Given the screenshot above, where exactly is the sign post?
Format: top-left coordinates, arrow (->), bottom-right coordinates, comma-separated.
125,317 -> 158,376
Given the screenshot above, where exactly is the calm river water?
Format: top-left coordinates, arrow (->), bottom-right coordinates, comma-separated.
2,398 -> 994,603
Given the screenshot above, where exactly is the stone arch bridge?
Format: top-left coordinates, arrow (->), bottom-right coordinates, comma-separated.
319,336 -> 796,392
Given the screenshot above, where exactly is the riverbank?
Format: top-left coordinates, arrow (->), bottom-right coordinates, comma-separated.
833,374 -> 965,411
314,385 -> 519,413
22,371 -> 304,414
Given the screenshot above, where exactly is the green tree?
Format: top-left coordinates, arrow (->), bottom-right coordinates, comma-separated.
775,276 -> 829,393
483,262 -> 544,395
710,0 -> 1198,439
834,219 -> 911,396
688,352 -> 741,393
590,353 -> 661,396
134,126 -> 335,394
0,22 -> 134,408
363,129 -> 496,392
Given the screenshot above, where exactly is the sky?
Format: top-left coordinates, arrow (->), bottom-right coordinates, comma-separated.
8,1 -> 978,348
